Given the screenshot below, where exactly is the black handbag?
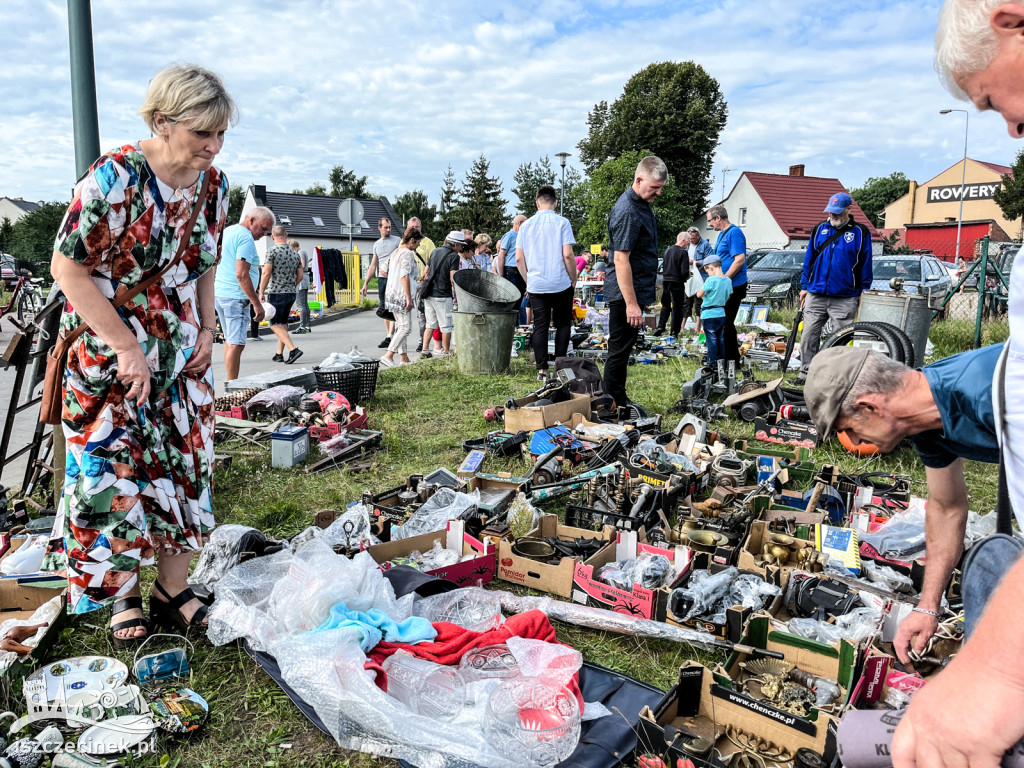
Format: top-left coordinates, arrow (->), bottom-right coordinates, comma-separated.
375,304 -> 395,322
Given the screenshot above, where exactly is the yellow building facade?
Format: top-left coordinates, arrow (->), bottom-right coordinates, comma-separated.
883,158 -> 1017,237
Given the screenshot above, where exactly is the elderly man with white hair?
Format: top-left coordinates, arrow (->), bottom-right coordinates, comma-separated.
889,3 -> 1024,766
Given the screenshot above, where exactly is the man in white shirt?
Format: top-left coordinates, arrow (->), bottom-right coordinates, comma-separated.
515,185 -> 577,380
361,217 -> 401,347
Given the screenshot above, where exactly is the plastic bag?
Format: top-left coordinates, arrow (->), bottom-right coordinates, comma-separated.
786,606 -> 880,645
319,433 -> 352,457
862,559 -> 915,594
635,439 -> 698,473
669,568 -> 780,623
318,352 -> 356,370
189,525 -> 286,590
420,539 -> 461,570
507,493 -> 540,540
416,590 -> 503,632
506,637 -> 582,689
246,385 -> 306,416
391,487 -> 480,541
861,505 -> 928,560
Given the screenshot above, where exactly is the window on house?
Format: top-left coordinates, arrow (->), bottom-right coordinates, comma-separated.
279,215 -> 292,225
312,216 -> 324,227
739,208 -> 747,226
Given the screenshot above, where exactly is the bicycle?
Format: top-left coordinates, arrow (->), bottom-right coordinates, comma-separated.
0,269 -> 45,325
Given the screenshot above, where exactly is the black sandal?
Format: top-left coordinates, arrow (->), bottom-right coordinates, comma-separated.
149,581 -> 210,635
109,596 -> 148,648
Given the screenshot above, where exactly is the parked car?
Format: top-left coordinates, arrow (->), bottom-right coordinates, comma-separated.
1,253 -> 17,291
869,255 -> 953,306
741,249 -> 805,306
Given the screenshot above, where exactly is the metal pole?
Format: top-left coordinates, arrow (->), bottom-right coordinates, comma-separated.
560,164 -> 565,216
67,0 -> 101,177
940,109 -> 968,263
974,235 -> 990,349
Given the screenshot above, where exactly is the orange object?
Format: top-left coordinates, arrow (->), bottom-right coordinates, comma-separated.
838,430 -> 879,457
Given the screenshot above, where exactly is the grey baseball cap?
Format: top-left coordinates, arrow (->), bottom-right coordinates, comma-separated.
803,347 -> 871,439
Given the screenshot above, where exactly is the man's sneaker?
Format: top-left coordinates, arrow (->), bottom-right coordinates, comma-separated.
295,327 -> 310,334
286,348 -> 304,364
652,327 -> 666,336
537,370 -> 549,382
272,353 -> 284,362
249,334 -> 263,341
415,342 -> 423,352
419,351 -> 433,359
791,375 -> 807,387
378,337 -> 392,349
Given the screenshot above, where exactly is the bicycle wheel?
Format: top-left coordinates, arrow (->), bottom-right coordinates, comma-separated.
16,288 -> 29,324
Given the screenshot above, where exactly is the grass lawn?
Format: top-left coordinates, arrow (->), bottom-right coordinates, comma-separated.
9,317 -> 1001,768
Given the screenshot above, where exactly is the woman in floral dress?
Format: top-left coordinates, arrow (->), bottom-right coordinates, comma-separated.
46,63 -> 235,645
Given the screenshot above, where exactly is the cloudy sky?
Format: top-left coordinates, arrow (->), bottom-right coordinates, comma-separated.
2,0 -> 1021,212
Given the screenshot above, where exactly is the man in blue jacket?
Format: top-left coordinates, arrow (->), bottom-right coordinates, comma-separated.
794,192 -> 873,386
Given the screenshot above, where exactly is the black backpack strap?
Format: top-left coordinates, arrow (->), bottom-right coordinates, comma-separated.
997,347 -> 1014,535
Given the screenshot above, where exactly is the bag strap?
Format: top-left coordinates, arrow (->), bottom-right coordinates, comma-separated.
57,171 -> 213,352
804,221 -> 850,282
997,347 -> 1014,535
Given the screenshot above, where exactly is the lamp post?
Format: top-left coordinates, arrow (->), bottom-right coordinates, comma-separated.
721,168 -> 733,200
555,152 -> 571,215
940,108 -> 969,263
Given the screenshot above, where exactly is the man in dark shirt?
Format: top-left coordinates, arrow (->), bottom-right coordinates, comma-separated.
803,343 -> 1001,666
602,155 -> 667,407
419,231 -> 466,357
655,230 -> 690,336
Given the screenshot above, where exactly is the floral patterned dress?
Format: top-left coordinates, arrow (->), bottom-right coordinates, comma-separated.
44,143 -> 230,614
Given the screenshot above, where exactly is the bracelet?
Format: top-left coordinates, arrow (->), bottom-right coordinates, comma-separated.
912,607 -> 941,617
199,326 -> 216,334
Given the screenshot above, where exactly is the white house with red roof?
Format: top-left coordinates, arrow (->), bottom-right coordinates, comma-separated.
691,165 -> 882,255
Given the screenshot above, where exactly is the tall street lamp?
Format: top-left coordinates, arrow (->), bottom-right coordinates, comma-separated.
940,108 -> 969,263
555,152 -> 571,215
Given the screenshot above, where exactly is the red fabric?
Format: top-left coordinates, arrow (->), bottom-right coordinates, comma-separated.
366,609 -> 583,709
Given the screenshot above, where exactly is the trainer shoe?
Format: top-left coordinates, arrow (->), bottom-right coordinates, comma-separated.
537,370 -> 549,382
377,337 -> 392,348
272,353 -> 284,362
286,348 -> 304,364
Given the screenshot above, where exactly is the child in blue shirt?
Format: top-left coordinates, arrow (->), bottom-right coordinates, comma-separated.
697,255 -> 734,371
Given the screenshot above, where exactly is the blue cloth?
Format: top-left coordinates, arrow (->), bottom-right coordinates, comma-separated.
910,343 -> 1002,469
801,220 -> 873,297
700,275 -> 733,319
312,602 -> 437,652
703,316 -> 726,368
605,187 -> 658,305
713,225 -> 747,288
500,229 -> 518,267
691,237 -> 714,279
215,224 -> 261,301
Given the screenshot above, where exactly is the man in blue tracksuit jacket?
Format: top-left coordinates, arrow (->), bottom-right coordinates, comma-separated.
794,192 -> 873,385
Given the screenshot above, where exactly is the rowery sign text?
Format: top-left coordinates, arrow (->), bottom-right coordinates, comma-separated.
926,183 -> 1001,203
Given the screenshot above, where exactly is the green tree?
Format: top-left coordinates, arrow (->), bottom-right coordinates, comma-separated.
437,165 -> 460,235
392,189 -> 438,237
576,150 -> 690,251
329,165 -> 372,198
993,148 -> 1024,238
227,184 -> 245,226
452,155 -> 509,237
511,157 -> 556,215
7,202 -> 69,266
578,61 -> 727,221
849,171 -> 911,228
0,217 -> 13,253
293,182 -> 328,196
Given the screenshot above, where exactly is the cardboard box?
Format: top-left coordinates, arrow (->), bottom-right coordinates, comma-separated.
754,412 -> 821,448
503,393 -> 593,432
366,520 -> 497,586
851,647 -> 926,708
569,530 -> 688,622
497,514 -> 614,597
0,538 -> 68,680
738,520 -> 822,584
637,662 -> 838,764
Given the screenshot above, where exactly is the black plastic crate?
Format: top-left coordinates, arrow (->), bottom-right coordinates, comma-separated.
312,366 -> 362,404
566,502 -> 660,533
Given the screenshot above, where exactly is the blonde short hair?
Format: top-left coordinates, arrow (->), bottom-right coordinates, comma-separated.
287,239 -> 300,249
139,63 -> 238,133
474,233 -> 492,248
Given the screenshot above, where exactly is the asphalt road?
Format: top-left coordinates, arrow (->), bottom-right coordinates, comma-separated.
0,308 -> 415,491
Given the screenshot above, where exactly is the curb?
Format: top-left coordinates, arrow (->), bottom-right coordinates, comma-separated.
253,306 -> 365,338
